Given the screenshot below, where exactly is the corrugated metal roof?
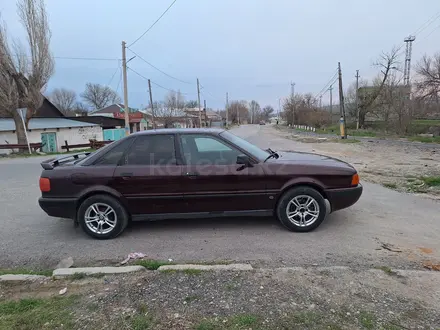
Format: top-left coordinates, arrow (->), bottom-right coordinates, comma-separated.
0,118 -> 99,132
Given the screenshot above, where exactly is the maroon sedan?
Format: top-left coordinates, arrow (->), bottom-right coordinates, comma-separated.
38,129 -> 362,239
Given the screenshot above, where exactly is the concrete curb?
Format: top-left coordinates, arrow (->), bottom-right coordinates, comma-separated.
158,263 -> 253,271
0,274 -> 49,282
52,265 -> 145,279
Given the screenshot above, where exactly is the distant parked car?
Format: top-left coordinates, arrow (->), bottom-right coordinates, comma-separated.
38,128 -> 362,239
259,121 -> 266,125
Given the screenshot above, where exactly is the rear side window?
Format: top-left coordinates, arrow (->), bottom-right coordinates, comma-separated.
123,135 -> 177,165
93,138 -> 134,166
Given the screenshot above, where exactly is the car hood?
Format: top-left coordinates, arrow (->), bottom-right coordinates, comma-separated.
266,151 -> 354,169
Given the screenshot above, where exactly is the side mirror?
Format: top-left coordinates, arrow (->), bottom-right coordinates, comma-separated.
236,154 -> 252,167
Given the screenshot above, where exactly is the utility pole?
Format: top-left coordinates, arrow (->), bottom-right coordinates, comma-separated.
196,78 -> 202,127
355,70 -> 360,129
328,84 -> 333,122
291,82 -> 295,125
338,62 -> 347,138
403,36 -> 416,87
121,41 -> 130,135
148,79 -> 156,129
225,92 -> 229,128
319,95 -> 322,109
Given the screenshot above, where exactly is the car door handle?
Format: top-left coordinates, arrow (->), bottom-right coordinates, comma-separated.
120,172 -> 133,179
185,172 -> 199,178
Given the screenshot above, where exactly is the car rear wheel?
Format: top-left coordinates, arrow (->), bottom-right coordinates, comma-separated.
77,194 -> 128,239
276,186 -> 326,232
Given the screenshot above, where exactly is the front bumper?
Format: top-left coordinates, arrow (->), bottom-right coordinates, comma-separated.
324,184 -> 363,213
38,197 -> 77,219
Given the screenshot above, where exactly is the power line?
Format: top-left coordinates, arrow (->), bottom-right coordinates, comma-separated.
54,56 -> 119,61
420,22 -> 440,42
199,83 -> 222,102
127,47 -> 192,84
413,10 -> 440,36
127,66 -> 193,95
128,0 -> 178,47
314,69 -> 338,99
116,70 -> 122,95
106,60 -> 121,86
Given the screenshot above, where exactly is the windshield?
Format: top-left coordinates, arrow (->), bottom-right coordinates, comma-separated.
220,131 -> 269,160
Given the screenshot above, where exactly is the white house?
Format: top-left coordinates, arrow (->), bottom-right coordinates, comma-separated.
0,98 -> 103,154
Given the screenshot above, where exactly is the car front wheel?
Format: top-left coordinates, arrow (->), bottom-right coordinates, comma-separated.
77,194 -> 128,239
276,186 -> 326,232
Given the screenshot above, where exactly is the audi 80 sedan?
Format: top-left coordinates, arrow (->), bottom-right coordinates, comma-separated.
38,128 -> 362,239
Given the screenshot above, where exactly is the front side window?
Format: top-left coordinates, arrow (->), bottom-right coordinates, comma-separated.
124,135 -> 176,165
180,134 -> 241,165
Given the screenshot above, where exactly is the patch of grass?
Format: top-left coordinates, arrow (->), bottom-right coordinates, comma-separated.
0,296 -> 77,329
230,314 -> 258,327
408,136 -> 440,144
348,130 -> 377,137
383,183 -> 398,189
226,282 -> 238,291
69,272 -> 87,280
183,269 -> 203,276
195,320 -> 217,330
381,322 -> 404,330
135,259 -> 174,270
184,295 -> 200,303
130,314 -> 154,330
330,138 -> 361,143
0,268 -> 52,277
195,314 -> 259,330
420,176 -> 440,187
376,266 -> 395,276
358,311 -> 376,329
199,260 -> 234,265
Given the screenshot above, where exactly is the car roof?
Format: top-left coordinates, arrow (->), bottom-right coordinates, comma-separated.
131,128 -> 225,136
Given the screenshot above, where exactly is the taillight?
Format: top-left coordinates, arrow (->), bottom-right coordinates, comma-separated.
39,178 -> 51,192
351,173 -> 360,186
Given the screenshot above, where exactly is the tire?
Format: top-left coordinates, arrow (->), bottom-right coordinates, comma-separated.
276,186 -> 326,232
77,194 -> 129,239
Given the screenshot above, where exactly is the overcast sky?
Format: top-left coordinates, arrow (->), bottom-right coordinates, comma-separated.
2,0 -> 440,110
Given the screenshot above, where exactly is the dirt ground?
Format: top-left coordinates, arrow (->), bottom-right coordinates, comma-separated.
1,267 -> 439,330
271,126 -> 440,199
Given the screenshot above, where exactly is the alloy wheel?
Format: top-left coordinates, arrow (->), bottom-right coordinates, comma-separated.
286,195 -> 320,227
84,203 -> 118,235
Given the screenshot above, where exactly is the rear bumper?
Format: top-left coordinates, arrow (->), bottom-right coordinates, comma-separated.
38,197 -> 77,219
324,184 -> 363,213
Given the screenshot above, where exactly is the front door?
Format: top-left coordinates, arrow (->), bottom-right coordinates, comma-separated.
112,134 -> 186,216
41,132 -> 57,153
178,134 -> 270,214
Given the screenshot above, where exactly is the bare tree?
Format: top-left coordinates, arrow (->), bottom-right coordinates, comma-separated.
48,88 -> 77,115
261,105 -> 274,121
415,53 -> 440,103
80,83 -> 121,110
185,100 -> 198,108
249,100 -> 261,124
0,0 -> 54,145
282,93 -> 330,127
357,47 -> 400,128
229,100 -> 248,124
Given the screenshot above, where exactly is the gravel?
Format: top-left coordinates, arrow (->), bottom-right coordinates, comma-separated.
2,267 -> 439,329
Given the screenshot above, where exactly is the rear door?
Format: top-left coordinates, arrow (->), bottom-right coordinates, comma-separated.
111,134 -> 186,216
178,133 -> 269,214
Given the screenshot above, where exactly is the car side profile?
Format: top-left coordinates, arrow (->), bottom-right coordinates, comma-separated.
38,128 -> 362,239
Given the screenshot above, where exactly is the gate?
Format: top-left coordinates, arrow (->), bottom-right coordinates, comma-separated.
103,128 -> 125,141
41,132 -> 57,153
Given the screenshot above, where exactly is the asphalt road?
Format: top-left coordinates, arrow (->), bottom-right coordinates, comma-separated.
1,125 -> 439,270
